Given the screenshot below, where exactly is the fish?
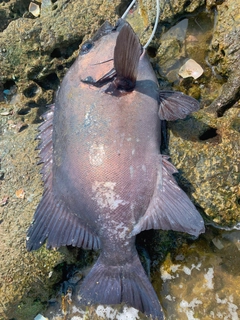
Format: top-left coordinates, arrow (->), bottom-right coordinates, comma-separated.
26,14 -> 205,320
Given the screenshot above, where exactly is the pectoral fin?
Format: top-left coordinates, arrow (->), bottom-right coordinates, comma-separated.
158,90 -> 200,120
132,155 -> 205,237
81,68 -> 116,87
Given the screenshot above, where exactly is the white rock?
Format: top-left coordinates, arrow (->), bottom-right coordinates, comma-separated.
34,314 -> 48,320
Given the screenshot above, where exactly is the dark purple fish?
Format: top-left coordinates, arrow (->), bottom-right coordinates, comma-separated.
27,19 -> 205,319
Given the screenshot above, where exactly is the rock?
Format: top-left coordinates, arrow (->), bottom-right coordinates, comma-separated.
0,0 -> 123,126
0,0 -> 31,32
155,10 -> 214,84
205,0 -> 240,116
0,123 -> 65,319
164,0 -> 240,228
168,105 -> 240,228
157,0 -> 205,23
158,227 -> 240,319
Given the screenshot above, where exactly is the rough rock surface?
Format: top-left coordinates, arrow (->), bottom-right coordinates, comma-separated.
0,123 -> 64,319
206,0 -> 240,116
0,0 -> 31,31
168,105 -> 239,227
155,0 -> 240,227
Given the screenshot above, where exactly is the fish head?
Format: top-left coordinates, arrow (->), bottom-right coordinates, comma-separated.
70,19 -> 127,85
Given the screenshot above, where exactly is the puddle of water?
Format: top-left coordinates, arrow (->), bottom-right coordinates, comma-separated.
159,11 -> 215,72
38,227 -> 240,320
154,227 -> 240,319
156,9 -> 225,105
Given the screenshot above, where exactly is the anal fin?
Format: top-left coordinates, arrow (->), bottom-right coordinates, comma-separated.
132,155 -> 205,237
27,190 -> 100,250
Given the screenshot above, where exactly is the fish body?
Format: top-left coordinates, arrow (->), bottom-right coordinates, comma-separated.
54,33 -> 160,256
27,19 -> 205,319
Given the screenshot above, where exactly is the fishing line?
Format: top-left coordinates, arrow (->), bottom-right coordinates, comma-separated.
121,0 -> 137,19
143,0 -> 160,49
121,0 -> 160,49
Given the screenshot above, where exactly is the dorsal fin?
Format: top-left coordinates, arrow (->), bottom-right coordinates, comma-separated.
113,23 -> 142,91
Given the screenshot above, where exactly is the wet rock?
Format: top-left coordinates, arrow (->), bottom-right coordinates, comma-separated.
0,0 -> 122,101
0,0 -> 31,32
142,0 -> 205,24
155,10 -> 214,84
168,105 -> 240,228
157,227 -> 240,319
0,123 -> 65,319
129,0 -> 206,55
205,0 -> 240,116
0,0 -> 126,121
163,0 -> 240,228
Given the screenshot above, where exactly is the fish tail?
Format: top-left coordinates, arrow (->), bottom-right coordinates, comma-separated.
78,253 -> 164,319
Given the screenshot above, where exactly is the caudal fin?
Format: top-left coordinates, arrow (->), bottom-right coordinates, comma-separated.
78,253 -> 164,320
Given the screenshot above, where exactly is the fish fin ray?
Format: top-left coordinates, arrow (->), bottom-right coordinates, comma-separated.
132,155 -> 205,236
158,90 -> 200,120
114,22 -> 142,90
79,253 -> 163,320
27,190 -> 100,250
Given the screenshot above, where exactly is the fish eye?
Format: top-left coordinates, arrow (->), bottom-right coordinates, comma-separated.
80,41 -> 94,55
